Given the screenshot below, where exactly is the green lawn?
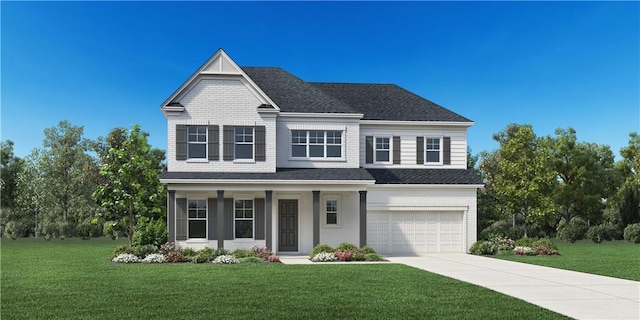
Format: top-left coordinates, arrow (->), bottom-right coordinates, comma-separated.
0,238 -> 570,320
496,239 -> 640,281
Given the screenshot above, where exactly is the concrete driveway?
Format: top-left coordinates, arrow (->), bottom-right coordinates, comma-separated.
387,255 -> 640,320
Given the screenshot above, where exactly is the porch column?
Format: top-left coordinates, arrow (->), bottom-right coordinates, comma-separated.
313,190 -> 320,247
167,190 -> 176,242
217,190 -> 225,249
265,190 -> 273,250
359,190 -> 367,247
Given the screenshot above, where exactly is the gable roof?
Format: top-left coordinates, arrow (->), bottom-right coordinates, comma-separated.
241,67 -> 357,114
311,83 -> 472,122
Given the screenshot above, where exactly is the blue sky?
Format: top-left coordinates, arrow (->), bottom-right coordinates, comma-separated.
2,1 -> 639,160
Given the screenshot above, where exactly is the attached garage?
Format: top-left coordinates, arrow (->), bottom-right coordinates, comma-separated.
367,210 -> 465,254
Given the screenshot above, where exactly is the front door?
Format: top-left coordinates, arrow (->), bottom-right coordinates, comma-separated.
278,200 -> 298,251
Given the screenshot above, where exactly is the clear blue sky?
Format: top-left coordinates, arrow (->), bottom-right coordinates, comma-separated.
2,1 -> 639,160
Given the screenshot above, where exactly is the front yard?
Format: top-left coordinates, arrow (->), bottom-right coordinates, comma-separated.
495,239 -> 640,281
1,238 -> 569,320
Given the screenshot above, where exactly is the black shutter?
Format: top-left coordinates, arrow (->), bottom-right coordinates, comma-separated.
393,136 -> 401,165
224,198 -> 234,240
208,198 -> 217,240
223,126 -> 234,161
208,125 -> 219,161
443,137 -> 451,165
416,137 -> 424,164
255,126 -> 266,162
365,136 -> 374,164
176,198 -> 187,240
255,198 -> 265,240
176,125 -> 187,161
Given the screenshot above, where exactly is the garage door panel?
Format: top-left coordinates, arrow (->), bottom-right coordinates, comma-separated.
367,211 -> 464,254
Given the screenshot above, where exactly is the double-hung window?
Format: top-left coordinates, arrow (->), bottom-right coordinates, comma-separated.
426,138 -> 441,163
234,127 -> 254,160
187,126 -> 207,159
187,199 -> 207,238
325,199 -> 338,225
375,137 -> 390,162
234,199 -> 254,239
290,130 -> 342,158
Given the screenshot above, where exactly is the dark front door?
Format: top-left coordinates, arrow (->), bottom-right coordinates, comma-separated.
278,200 -> 298,251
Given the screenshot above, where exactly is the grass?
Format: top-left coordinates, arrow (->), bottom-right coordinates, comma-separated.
496,239 -> 640,281
0,238 -> 570,320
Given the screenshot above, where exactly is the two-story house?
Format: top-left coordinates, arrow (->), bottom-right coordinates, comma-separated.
160,49 -> 483,255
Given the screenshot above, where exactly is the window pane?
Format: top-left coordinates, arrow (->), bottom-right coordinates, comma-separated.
426,151 -> 440,163
376,137 -> 389,150
326,200 -> 337,211
327,131 -> 341,144
188,220 -> 206,238
376,150 -> 389,162
235,220 -> 253,238
327,212 -> 337,225
244,209 -> 253,219
292,145 -> 306,157
309,131 -> 324,144
198,209 -> 206,219
244,200 -> 253,209
188,144 -> 206,159
309,145 -> 324,157
235,210 -> 244,219
188,200 -> 198,209
292,130 -> 307,143
235,144 -> 253,159
327,145 -> 341,158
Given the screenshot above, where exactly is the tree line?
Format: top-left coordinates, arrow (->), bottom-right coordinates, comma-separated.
1,120 -> 638,244
1,120 -> 165,247
475,124 -> 639,242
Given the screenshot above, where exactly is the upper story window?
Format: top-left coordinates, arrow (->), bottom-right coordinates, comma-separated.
188,199 -> 207,238
291,130 -> 342,158
187,126 -> 207,159
234,127 -> 254,160
426,137 -> 441,163
375,137 -> 390,163
234,199 -> 254,239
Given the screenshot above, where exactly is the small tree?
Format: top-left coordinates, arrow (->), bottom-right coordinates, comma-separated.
93,125 -> 166,247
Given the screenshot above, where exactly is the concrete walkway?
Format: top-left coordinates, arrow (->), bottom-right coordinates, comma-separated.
387,255 -> 640,320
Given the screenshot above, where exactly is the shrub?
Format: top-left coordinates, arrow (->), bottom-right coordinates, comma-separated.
493,236 -> 515,251
587,225 -> 608,243
334,251 -> 352,261
351,251 -> 366,261
190,253 -> 210,264
197,247 -> 215,260
76,222 -> 93,240
159,242 -> 178,255
112,253 -> 140,263
310,244 -> 335,258
311,252 -> 337,262
513,246 -> 533,256
251,245 -> 274,260
603,208 -> 625,240
142,253 -> 166,263
532,238 -> 558,255
238,256 -> 263,264
132,217 -> 167,248
336,242 -> 358,251
364,253 -> 384,261
134,244 -> 159,258
214,248 -> 230,257
41,221 -> 61,240
165,250 -> 186,263
181,248 -> 197,258
469,240 -> 497,255
623,223 -> 640,243
4,221 -> 23,240
360,246 -> 376,255
232,248 -> 256,258
514,237 -> 535,248
267,255 -> 280,263
213,255 -> 239,264
111,245 -> 134,259
557,217 -> 588,243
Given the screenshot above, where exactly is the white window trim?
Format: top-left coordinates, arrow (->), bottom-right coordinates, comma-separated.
424,136 -> 443,166
234,127 -> 255,161
187,198 -> 207,239
233,198 -> 255,239
187,125 -> 207,160
322,195 -> 342,227
374,136 -> 392,164
289,130 -> 346,161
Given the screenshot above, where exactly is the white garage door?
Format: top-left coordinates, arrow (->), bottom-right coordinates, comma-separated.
367,211 -> 464,254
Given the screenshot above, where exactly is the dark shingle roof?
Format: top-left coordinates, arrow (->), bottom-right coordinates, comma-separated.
366,168 -> 483,185
161,168 -> 374,181
311,83 -> 472,122
242,67 -> 357,114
